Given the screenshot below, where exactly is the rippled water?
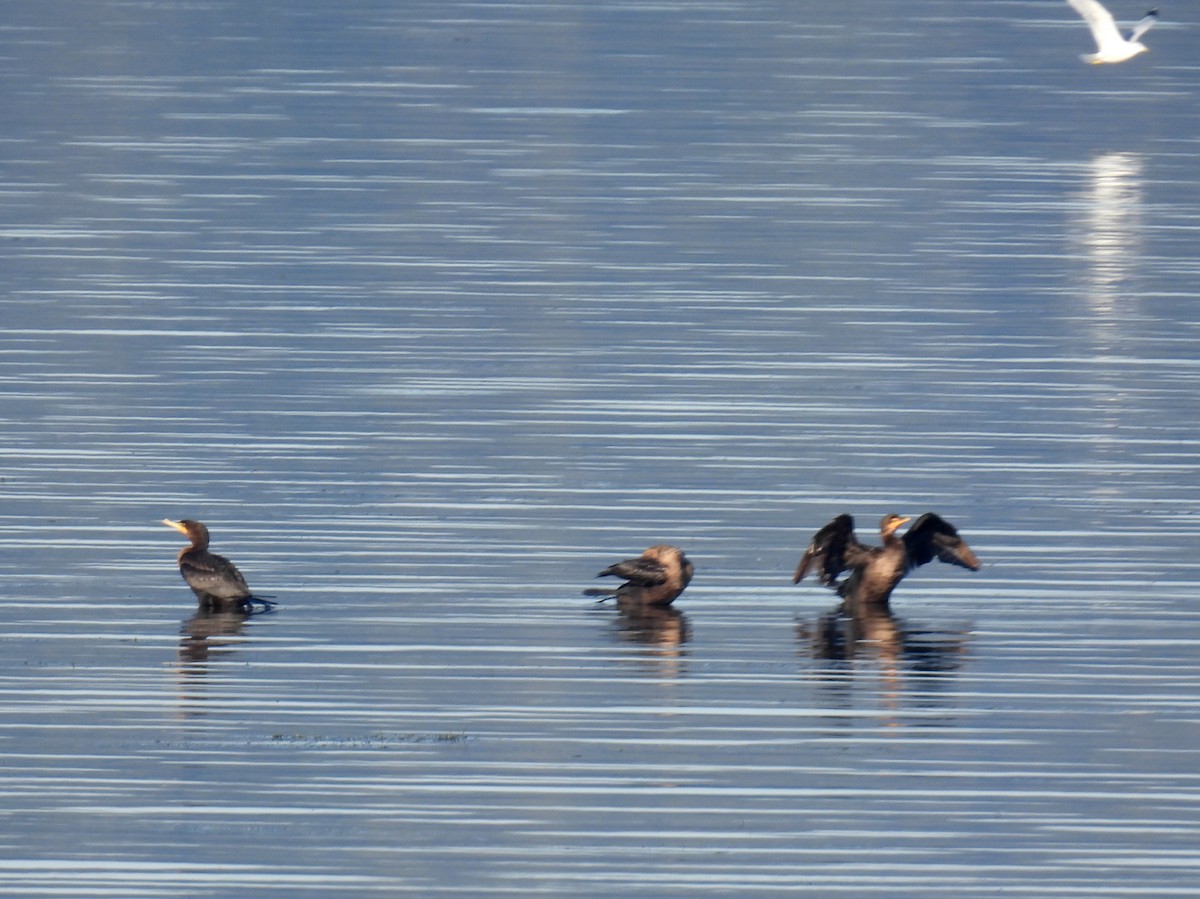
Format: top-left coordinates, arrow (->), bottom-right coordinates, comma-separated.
3,1 -> 1200,895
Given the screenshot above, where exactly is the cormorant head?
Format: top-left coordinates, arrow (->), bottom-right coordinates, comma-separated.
162,518 -> 210,549
879,514 -> 910,537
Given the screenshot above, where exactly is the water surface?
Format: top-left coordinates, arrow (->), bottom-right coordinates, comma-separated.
2,1 -> 1200,895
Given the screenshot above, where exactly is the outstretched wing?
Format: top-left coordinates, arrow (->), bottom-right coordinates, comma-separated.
1067,0 -> 1127,54
794,514 -> 868,586
903,513 -> 981,572
1128,8 -> 1158,43
598,556 -> 667,587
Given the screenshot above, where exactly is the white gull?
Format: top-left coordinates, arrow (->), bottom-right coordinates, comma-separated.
1066,0 -> 1158,64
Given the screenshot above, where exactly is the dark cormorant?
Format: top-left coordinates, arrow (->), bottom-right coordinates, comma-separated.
162,519 -> 273,612
793,513 -> 979,611
583,544 -> 694,608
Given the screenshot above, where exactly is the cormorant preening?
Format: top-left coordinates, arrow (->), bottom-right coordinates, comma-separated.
162,519 -> 273,612
793,513 -> 979,611
584,544 -> 694,608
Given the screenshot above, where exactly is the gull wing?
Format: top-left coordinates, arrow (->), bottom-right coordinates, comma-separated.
1067,0 -> 1127,53
1128,8 -> 1158,42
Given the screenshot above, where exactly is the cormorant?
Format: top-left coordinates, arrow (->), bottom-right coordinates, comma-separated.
162,519 -> 274,612
584,544 -> 694,608
793,513 -> 979,611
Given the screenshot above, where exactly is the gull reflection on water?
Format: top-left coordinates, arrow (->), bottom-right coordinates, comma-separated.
1071,151 -> 1147,444
1075,151 -> 1144,313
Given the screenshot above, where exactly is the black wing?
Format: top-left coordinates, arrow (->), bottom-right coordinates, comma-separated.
793,514 -> 870,586
902,513 -> 981,572
597,556 -> 667,587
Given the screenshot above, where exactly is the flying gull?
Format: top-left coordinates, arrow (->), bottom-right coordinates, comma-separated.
1066,0 -> 1158,64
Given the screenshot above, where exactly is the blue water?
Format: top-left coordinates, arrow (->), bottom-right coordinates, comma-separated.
2,1 -> 1200,895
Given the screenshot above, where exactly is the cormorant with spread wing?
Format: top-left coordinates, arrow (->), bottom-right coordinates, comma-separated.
584,544 -> 694,608
793,513 -> 979,611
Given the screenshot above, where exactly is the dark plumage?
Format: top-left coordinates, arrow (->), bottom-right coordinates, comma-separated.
793,513 -> 980,612
583,544 -> 694,608
162,519 -> 273,612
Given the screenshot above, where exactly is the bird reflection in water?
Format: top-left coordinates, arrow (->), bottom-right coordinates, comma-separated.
1067,152 -> 1146,455
1075,151 -> 1144,314
796,603 -> 971,726
174,609 -> 256,718
607,605 -> 691,679
614,604 -> 690,649
797,604 -> 968,673
178,609 -> 251,668
175,604 -> 278,718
